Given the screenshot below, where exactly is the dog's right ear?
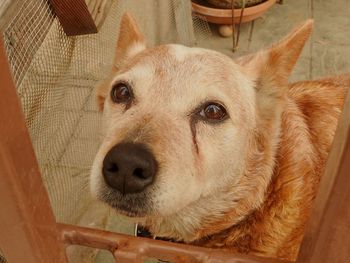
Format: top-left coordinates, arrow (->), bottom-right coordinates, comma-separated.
97,12 -> 145,111
113,12 -> 146,70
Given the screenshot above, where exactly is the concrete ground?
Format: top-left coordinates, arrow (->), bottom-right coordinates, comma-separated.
197,0 -> 350,82
94,0 -> 350,262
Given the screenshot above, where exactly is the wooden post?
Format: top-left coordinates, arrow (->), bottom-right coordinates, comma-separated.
48,0 -> 98,36
297,90 -> 350,262
0,40 -> 67,262
48,0 -> 113,36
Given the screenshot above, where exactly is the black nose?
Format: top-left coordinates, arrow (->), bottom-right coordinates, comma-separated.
102,143 -> 157,194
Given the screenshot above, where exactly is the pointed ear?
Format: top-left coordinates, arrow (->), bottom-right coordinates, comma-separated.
113,12 -> 146,70
96,13 -> 145,111
237,20 -> 313,95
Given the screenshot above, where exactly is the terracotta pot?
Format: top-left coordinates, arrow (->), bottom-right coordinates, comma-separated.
191,0 -> 276,25
206,0 -> 266,9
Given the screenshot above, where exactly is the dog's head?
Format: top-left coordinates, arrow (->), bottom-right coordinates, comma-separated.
90,13 -> 312,237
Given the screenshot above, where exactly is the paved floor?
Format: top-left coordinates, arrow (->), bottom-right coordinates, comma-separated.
198,0 -> 350,82
94,0 -> 350,262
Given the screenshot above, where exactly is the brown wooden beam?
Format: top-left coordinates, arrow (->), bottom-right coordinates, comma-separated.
0,40 -> 67,263
297,90 -> 350,262
59,223 -> 289,263
48,0 -> 97,36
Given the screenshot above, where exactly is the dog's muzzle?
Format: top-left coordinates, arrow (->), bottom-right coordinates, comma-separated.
102,142 -> 157,194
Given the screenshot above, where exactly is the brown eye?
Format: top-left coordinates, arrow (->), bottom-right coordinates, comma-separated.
199,103 -> 227,121
111,83 -> 132,103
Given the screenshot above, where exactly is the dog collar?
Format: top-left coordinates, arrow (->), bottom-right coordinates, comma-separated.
134,223 -> 154,238
134,223 -> 179,243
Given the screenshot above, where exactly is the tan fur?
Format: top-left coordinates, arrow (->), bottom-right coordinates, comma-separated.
90,13 -> 349,261
191,78 -> 348,259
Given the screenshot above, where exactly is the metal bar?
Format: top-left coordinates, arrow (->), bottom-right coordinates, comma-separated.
248,20 -> 255,42
0,40 -> 68,262
235,1 -> 246,49
231,0 -> 236,52
59,223 -> 290,263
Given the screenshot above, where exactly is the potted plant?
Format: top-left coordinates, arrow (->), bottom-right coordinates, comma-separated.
191,0 -> 276,37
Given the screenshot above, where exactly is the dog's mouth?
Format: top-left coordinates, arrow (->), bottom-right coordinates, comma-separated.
98,184 -> 153,218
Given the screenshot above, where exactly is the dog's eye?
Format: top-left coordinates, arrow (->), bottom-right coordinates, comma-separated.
199,103 -> 227,121
111,83 -> 132,104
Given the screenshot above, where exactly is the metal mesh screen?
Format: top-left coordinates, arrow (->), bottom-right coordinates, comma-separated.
3,0 -> 108,225
192,13 -> 212,44
1,0 -> 210,261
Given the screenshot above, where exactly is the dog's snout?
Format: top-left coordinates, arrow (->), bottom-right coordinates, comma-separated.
102,143 -> 157,194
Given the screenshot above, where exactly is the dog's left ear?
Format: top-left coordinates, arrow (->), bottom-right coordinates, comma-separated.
237,20 -> 313,97
97,12 -> 146,111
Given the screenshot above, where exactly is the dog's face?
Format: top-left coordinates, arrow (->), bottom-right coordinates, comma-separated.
91,13 -> 313,230
91,43 -> 256,217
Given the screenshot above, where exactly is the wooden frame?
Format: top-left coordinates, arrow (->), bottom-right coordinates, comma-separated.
1,19 -> 350,263
59,223 -> 284,263
0,39 -> 67,263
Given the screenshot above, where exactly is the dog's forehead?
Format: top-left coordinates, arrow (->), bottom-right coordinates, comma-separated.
120,44 -> 243,91
164,44 -> 210,62
113,44 -> 253,114
154,44 -> 235,75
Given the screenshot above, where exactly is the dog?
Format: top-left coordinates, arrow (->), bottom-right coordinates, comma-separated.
90,12 -> 348,261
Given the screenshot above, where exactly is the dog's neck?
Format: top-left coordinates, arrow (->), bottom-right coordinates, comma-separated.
143,187 -> 256,241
